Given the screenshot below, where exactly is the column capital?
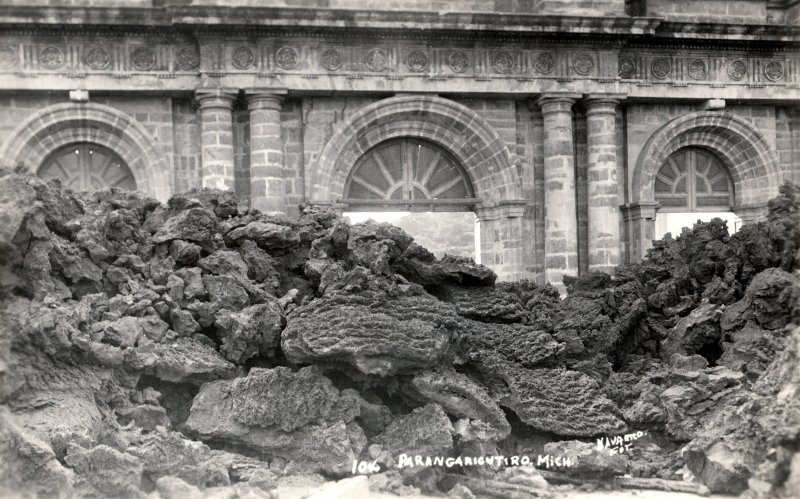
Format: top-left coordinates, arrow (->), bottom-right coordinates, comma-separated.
621,201 -> 660,222
246,92 -> 285,111
475,200 -> 527,221
536,93 -> 581,114
584,94 -> 625,115
195,89 -> 238,110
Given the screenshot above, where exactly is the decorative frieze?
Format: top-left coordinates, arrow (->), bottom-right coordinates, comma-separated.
0,36 -> 796,90
618,51 -> 792,85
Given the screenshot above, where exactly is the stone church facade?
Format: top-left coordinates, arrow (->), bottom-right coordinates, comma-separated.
0,0 -> 798,286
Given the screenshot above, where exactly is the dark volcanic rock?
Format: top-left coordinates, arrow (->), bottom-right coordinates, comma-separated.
408,370 -> 510,440
129,337 -> 237,385
3,171 -> 800,498
458,319 -> 563,369
433,285 -> 527,323
371,403 -> 454,467
282,287 -> 460,375
185,367 -> 364,476
152,208 -> 219,246
478,355 -> 627,437
226,221 -> 300,251
214,300 -> 283,364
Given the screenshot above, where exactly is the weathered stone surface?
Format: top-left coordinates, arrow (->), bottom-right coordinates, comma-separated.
434,284 -> 527,323
129,337 -> 237,385
408,370 -> 510,440
458,319 -> 563,368
152,208 -> 219,246
721,268 -> 800,332
203,274 -> 250,312
169,239 -> 202,266
372,404 -> 454,467
686,442 -> 751,494
661,301 -> 723,361
394,244 -> 497,286
282,288 -> 460,375
185,367 -> 364,475
0,408 -> 75,498
64,445 -> 144,498
226,221 -> 300,250
214,301 -> 283,364
479,355 -> 627,437
127,428 -> 231,488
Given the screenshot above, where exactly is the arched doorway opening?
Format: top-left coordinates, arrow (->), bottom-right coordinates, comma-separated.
653,147 -> 740,238
38,143 -> 136,191
342,137 -> 480,261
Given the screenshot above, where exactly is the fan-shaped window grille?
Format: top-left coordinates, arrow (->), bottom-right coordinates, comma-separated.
38,143 -> 136,191
343,138 -> 474,210
654,147 -> 733,212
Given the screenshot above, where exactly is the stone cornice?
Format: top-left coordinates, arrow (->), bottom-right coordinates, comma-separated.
0,5 -> 798,44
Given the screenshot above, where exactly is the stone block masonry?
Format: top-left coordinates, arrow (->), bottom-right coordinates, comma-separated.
196,90 -> 237,191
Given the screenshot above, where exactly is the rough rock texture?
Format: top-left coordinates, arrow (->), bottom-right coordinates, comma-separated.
185,367 -> 364,476
408,370 -> 510,440
282,285 -> 460,375
2,172 -> 800,498
371,403 -> 455,467
480,355 -> 628,437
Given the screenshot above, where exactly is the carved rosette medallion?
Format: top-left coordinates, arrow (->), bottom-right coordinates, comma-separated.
618,57 -> 636,78
232,46 -> 255,69
365,48 -> 388,72
764,61 -> 784,82
39,46 -> 64,70
0,45 -> 16,69
175,46 -> 200,70
727,60 -> 747,81
275,47 -> 299,70
321,49 -> 342,71
534,52 -> 554,74
448,51 -> 469,73
406,50 -> 428,72
573,53 -> 593,75
687,59 -> 707,80
84,47 -> 111,70
130,47 -> 156,71
493,52 -> 514,74
651,58 -> 671,79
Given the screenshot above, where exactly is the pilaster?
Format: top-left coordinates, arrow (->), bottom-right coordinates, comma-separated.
621,201 -> 660,263
475,201 -> 527,282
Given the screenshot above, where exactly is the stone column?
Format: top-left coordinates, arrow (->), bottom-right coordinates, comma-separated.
196,90 -> 237,190
247,92 -> 286,215
585,95 -> 623,272
475,201 -> 527,282
537,94 -> 579,292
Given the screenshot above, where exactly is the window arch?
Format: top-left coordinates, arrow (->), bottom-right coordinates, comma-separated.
654,147 -> 733,212
343,137 -> 475,211
38,143 -> 136,191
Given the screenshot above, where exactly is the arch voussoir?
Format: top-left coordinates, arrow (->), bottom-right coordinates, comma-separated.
0,102 -> 171,202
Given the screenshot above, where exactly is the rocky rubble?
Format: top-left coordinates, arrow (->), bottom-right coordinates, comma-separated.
1,170 -> 799,498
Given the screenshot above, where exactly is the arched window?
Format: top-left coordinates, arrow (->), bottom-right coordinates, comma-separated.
654,147 -> 733,212
38,143 -> 136,191
654,147 -> 739,238
343,137 -> 479,261
343,138 -> 474,209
